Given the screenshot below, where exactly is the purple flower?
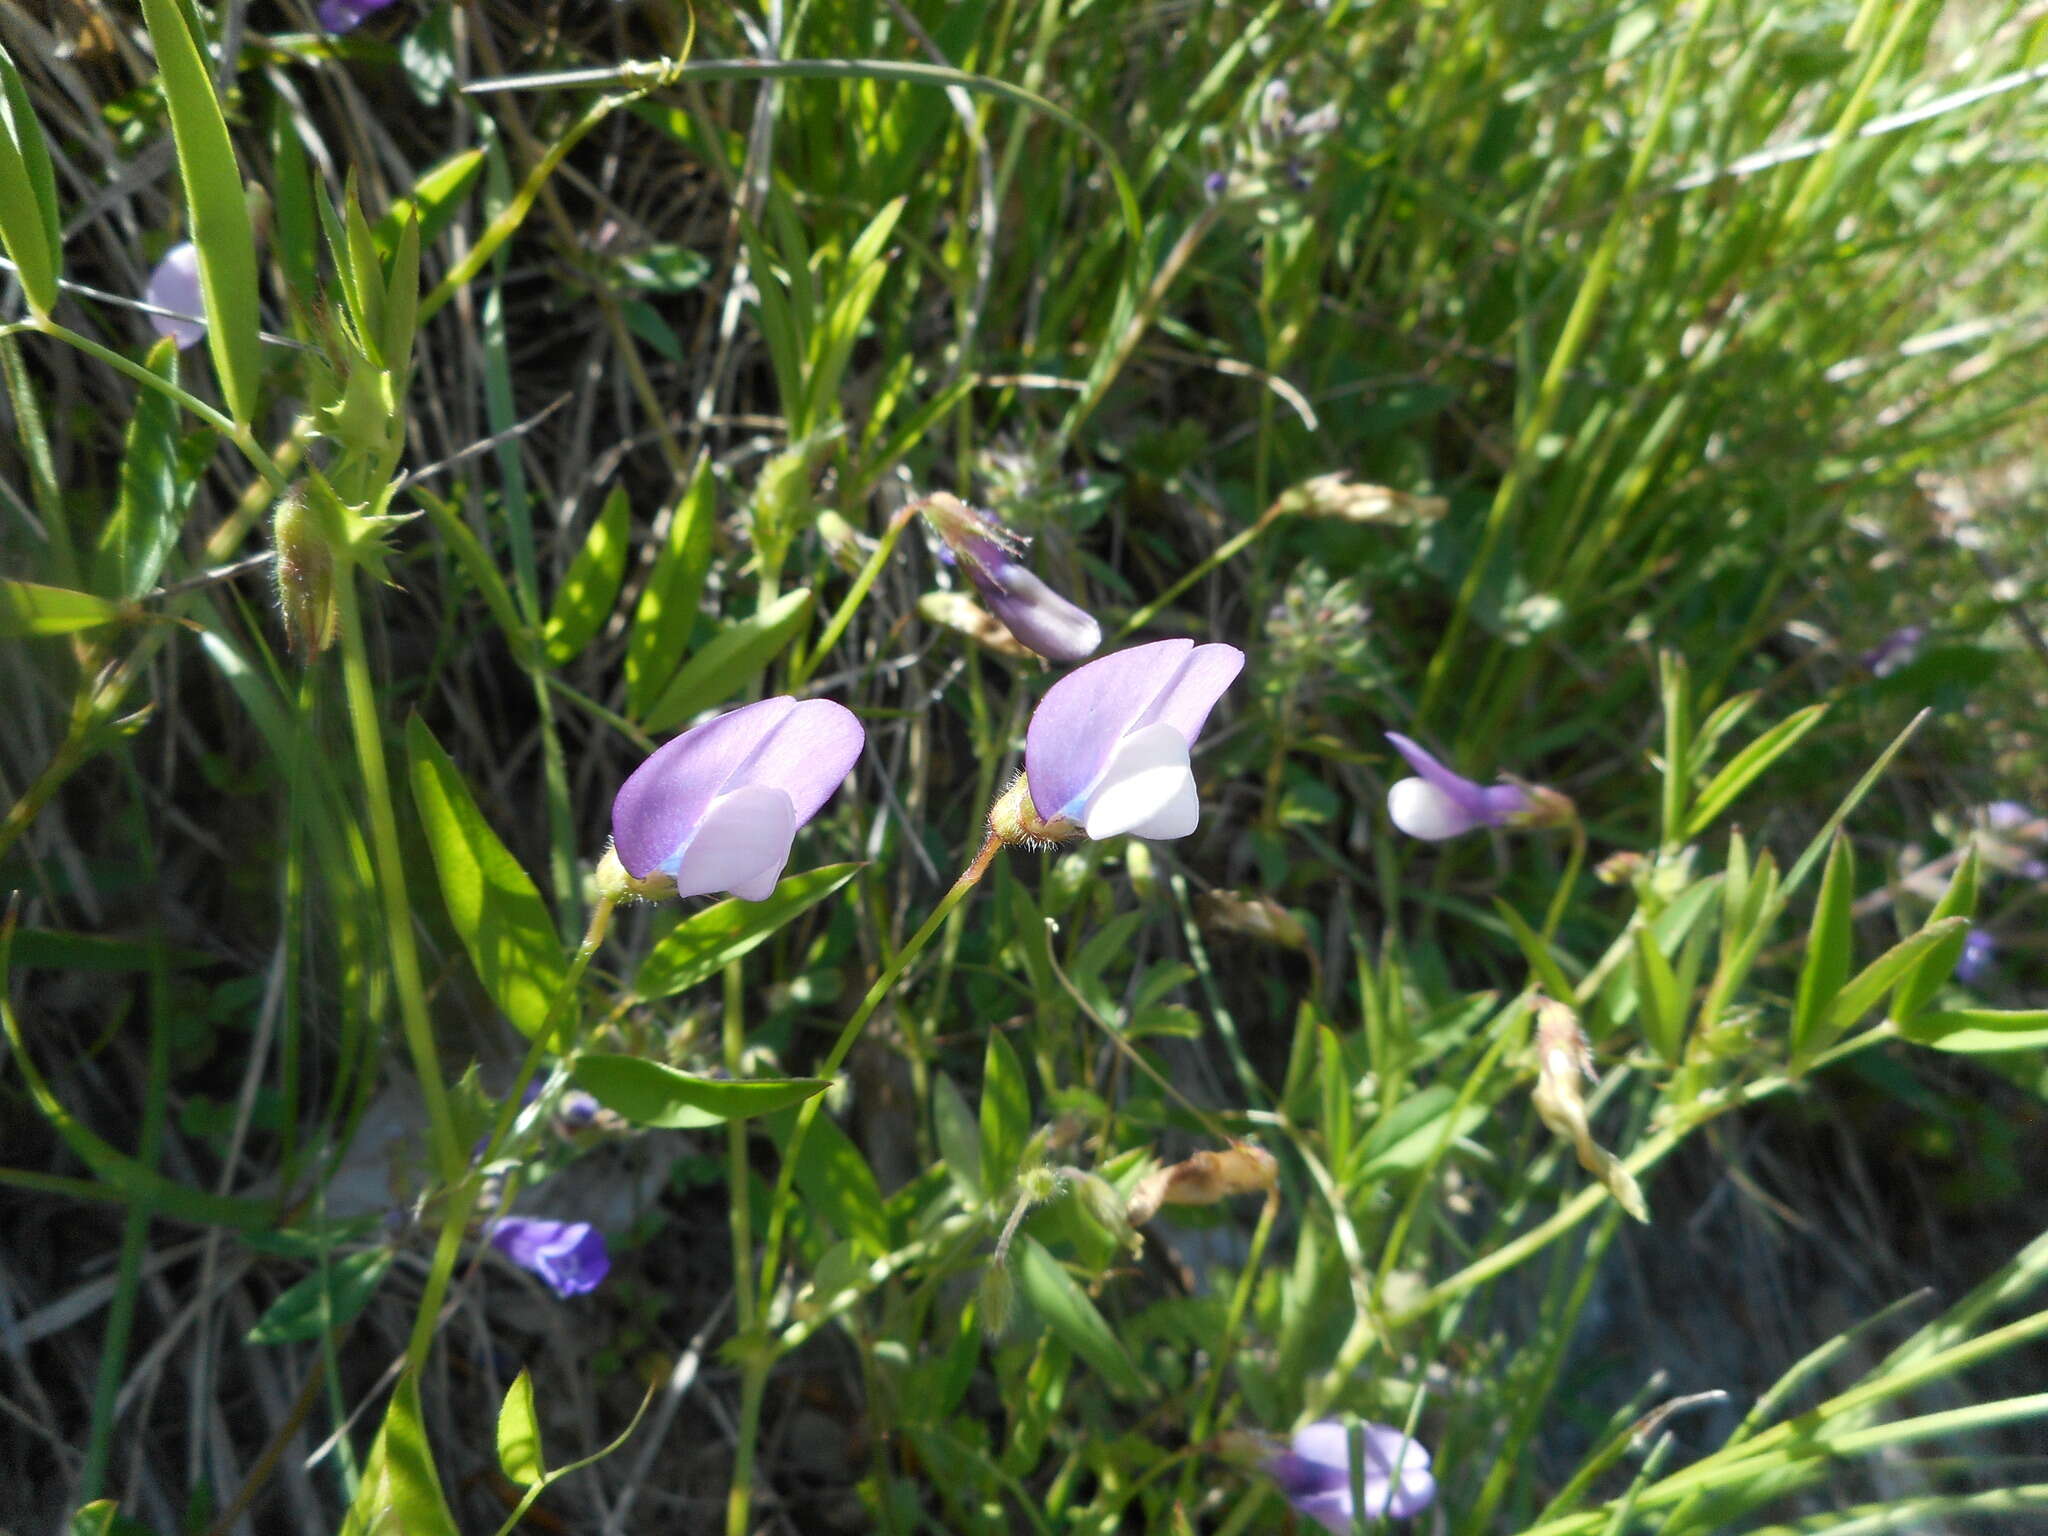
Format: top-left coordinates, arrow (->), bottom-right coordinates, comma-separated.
1385,732 -> 1568,841
317,0 -> 397,32
1266,1420 -> 1436,1529
609,696 -> 864,900
1021,638 -> 1243,840
144,242 -> 206,350
1956,928 -> 1995,986
1862,625 -> 1925,678
1983,801 -> 2041,836
488,1217 -> 609,1298
922,494 -> 1101,662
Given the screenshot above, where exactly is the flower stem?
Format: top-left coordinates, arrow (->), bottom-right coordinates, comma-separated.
1118,500 -> 1285,638
725,832 -> 1001,1536
332,571 -> 462,1189
790,503 -> 917,690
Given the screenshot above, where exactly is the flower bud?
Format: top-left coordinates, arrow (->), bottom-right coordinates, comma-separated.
918,492 -> 1101,662
272,486 -> 338,656
978,1258 -> 1015,1339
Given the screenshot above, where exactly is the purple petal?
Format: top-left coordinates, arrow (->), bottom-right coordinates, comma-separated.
489,1217 -> 609,1297
1133,643 -> 1245,743
717,698 -> 867,831
968,556 -> 1102,663
1270,1421 -> 1435,1525
317,0 -> 396,32
144,243 -> 207,350
1385,733 -> 1496,823
610,698 -> 864,880
1027,640 -> 1195,817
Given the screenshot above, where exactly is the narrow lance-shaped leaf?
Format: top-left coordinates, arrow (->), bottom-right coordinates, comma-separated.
1683,702 -> 1828,841
405,716 -> 567,1038
642,586 -> 813,732
95,340 -> 198,600
543,484 -> 631,665
337,1372 -> 460,1536
245,1248 -> 393,1345
1901,1008 -> 2048,1053
1789,833 -> 1855,1061
631,863 -> 859,1000
572,1054 -> 827,1128
0,42 -> 63,316
980,1030 -> 1031,1195
1890,845 -> 1980,1026
1632,923 -> 1685,1066
625,459 -> 717,717
932,1071 -> 984,1202
1012,1236 -> 1149,1398
1823,918 -> 1970,1042
137,0 -> 263,424
0,580 -> 123,637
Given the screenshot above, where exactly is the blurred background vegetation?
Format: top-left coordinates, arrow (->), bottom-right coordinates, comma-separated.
4,0 -> 2047,1532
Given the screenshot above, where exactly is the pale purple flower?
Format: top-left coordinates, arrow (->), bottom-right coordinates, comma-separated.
1956,928 -> 1995,986
1266,1420 -> 1436,1529
1022,638 -> 1243,840
610,696 -> 864,900
923,495 -> 1101,662
317,0 -> 397,32
144,242 -> 206,350
1862,625 -> 1925,678
488,1217 -> 609,1298
1983,801 -> 2040,836
1385,732 -> 1550,841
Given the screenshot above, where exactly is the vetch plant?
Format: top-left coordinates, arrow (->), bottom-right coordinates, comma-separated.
1384,731 -> 1574,842
994,638 -> 1245,844
920,492 -> 1102,662
1264,1419 -> 1437,1529
599,696 -> 865,902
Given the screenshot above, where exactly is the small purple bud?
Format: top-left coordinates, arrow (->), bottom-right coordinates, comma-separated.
1265,1420 -> 1436,1530
488,1216 -> 609,1298
919,493 -> 1101,662
607,696 -> 865,900
1018,638 -> 1244,842
144,243 -> 206,350
1204,169 -> 1231,198
317,0 -> 398,32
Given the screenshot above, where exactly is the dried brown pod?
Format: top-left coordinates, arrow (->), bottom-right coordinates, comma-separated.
1126,1141 -> 1279,1226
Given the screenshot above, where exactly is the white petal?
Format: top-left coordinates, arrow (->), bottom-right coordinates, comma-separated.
668,784 -> 795,899
1082,721 -> 1200,841
1388,777 -> 1481,841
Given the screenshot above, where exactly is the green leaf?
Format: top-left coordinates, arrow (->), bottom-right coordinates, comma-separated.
411,486 -> 531,658
572,1054 -> 828,1128
1494,898 -> 1579,1003
138,0 -> 263,424
1658,651 -> 1691,846
625,460 -> 717,718
405,716 -> 566,1038
338,1372 -> 459,1536
341,176 -> 388,368
268,98 -> 317,303
246,1248 -> 393,1345
379,208 -> 421,379
1789,833 -> 1855,1060
0,579 -> 123,636
633,863 -> 859,1000
1013,1236 -> 1148,1398
1823,918 -> 1970,1040
496,1369 -> 545,1485
1356,1084 -> 1487,1180
1632,924 -> 1684,1065
373,148 -> 485,258
1683,702 -> 1828,840
980,1030 -> 1032,1195
932,1071 -> 984,1201
1891,847 -> 1980,1026
0,42 -> 63,316
543,484 -> 631,665
1901,1008 -> 2048,1053
95,340 -> 199,600
642,587 -> 814,732
791,1109 -> 889,1258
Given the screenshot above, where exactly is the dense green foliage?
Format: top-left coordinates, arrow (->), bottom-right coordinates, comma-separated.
4,1 -> 2047,1532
